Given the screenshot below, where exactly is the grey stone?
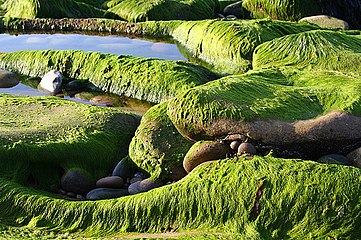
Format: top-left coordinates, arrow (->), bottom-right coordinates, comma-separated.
61,168 -> 94,195
317,154 -> 351,166
0,70 -> 20,88
86,188 -> 129,200
224,1 -> 243,19
112,156 -> 138,179
128,178 -> 163,195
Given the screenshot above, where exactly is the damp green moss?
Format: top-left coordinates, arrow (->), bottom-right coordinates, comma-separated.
0,50 -> 212,103
171,19 -> 318,74
0,155 -> 360,238
107,0 -> 218,22
0,94 -> 140,190
253,30 -> 361,75
2,0 -> 109,19
129,102 -> 192,180
167,69 -> 361,138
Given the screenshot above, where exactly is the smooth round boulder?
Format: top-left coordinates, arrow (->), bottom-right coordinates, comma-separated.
128,178 -> 163,195
299,15 -> 349,30
39,70 -> 62,93
86,188 -> 129,200
223,1 -> 243,19
61,168 -> 94,195
112,156 -> 139,180
183,141 -> 233,173
238,142 -> 256,155
96,176 -> 125,189
0,70 -> 20,88
317,154 -> 351,166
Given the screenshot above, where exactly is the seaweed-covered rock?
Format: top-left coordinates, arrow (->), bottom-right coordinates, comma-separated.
1,155 -> 361,238
172,19 -> 318,74
168,69 -> 361,159
2,0 -> 110,19
253,30 -> 361,75
0,94 -> 140,190
299,15 -> 349,30
107,0 -> 218,22
0,50 -> 212,103
183,140 -> 233,172
129,102 -> 192,180
0,70 -> 19,88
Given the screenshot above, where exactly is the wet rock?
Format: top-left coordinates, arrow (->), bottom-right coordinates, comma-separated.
0,70 -> 20,88
224,1 -> 243,19
317,154 -> 351,166
183,141 -> 233,173
64,79 -> 89,91
86,188 -> 129,200
112,156 -> 139,180
238,142 -> 256,155
347,148 -> 361,168
96,176 -> 125,189
133,172 -> 148,179
217,13 -> 225,18
130,177 -> 143,184
90,95 -> 120,107
226,15 -> 237,19
39,70 -> 62,93
128,178 -> 163,195
76,194 -> 84,200
300,15 -> 349,30
230,141 -> 241,151
61,168 -> 94,195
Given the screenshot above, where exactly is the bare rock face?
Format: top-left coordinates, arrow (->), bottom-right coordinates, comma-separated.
39,70 -> 62,93
183,141 -> 233,173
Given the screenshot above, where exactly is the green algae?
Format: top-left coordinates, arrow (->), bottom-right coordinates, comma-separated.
107,0 -> 218,22
0,50 -> 212,103
0,94 -> 140,190
253,30 -> 361,75
0,155 -> 360,238
129,102 -> 192,180
171,19 -> 318,74
167,69 -> 361,140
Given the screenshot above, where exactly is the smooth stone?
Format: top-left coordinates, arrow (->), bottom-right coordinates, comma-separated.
64,79 -> 89,91
0,70 -> 20,88
224,1 -> 243,19
128,178 -> 163,195
238,142 -> 256,155
61,168 -> 94,195
133,171 -> 148,179
217,13 -> 225,18
299,15 -> 349,30
347,148 -> 361,168
90,95 -> 119,107
66,192 -> 76,198
112,157 -> 138,180
86,188 -> 129,200
130,177 -> 143,184
39,70 -> 62,93
226,15 -> 237,19
230,141 -> 241,151
76,194 -> 84,199
317,154 -> 351,166
96,176 -> 125,189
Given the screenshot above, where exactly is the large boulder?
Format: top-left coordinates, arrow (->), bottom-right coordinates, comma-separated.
171,19 -> 318,74
0,50 -> 212,103
0,94 -> 140,190
129,102 -> 192,180
167,69 -> 361,159
253,30 -> 361,75
107,0 -> 218,22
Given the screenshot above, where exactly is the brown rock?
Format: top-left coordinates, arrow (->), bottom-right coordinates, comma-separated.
96,176 -> 125,189
347,148 -> 361,168
238,142 -> 256,155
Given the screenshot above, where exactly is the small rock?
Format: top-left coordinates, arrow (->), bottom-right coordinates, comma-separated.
96,176 -> 125,189
238,142 -> 256,155
112,156 -> 138,180
86,188 -> 129,200
347,147 -> 361,168
217,13 -> 225,18
130,177 -> 143,184
76,194 -> 84,199
299,15 -> 349,30
317,154 -> 351,166
128,178 -> 163,195
90,95 -> 119,107
0,70 -> 20,88
224,1 -> 243,19
64,79 -> 88,91
230,141 -> 241,151
133,172 -> 148,179
61,168 -> 94,195
66,192 -> 76,198
226,15 -> 237,19
58,189 -> 66,195
39,70 -> 62,93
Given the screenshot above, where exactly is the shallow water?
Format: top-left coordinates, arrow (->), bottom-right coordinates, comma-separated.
0,33 -> 184,114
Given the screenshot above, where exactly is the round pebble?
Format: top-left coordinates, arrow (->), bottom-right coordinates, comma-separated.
238,142 -> 256,155
96,176 -> 125,189
230,141 -> 241,151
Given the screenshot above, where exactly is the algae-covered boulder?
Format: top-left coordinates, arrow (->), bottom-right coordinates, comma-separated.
171,19 -> 318,74
2,0 -> 110,19
0,50 -> 212,103
129,102 -> 192,181
0,155 -> 361,238
253,30 -> 361,75
0,94 -> 140,190
167,69 -> 361,159
242,0 -> 361,29
107,0 -> 218,22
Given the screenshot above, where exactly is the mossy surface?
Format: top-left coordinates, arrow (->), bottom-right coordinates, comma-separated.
0,50 -> 212,103
171,19 -> 318,74
0,155 -> 360,238
129,102 -> 192,180
2,0 -> 109,19
253,30 -> 361,75
107,0 -> 218,22
0,94 -> 140,190
168,69 -> 361,139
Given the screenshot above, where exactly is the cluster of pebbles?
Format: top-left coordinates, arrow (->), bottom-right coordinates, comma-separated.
58,158 -> 163,201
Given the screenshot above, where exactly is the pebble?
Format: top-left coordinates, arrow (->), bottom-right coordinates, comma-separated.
96,176 -> 125,189
128,178 -> 163,195
61,168 -> 94,195
86,188 -> 129,200
112,157 -> 138,180
317,154 -> 351,166
238,142 -> 256,155
230,141 -> 241,151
